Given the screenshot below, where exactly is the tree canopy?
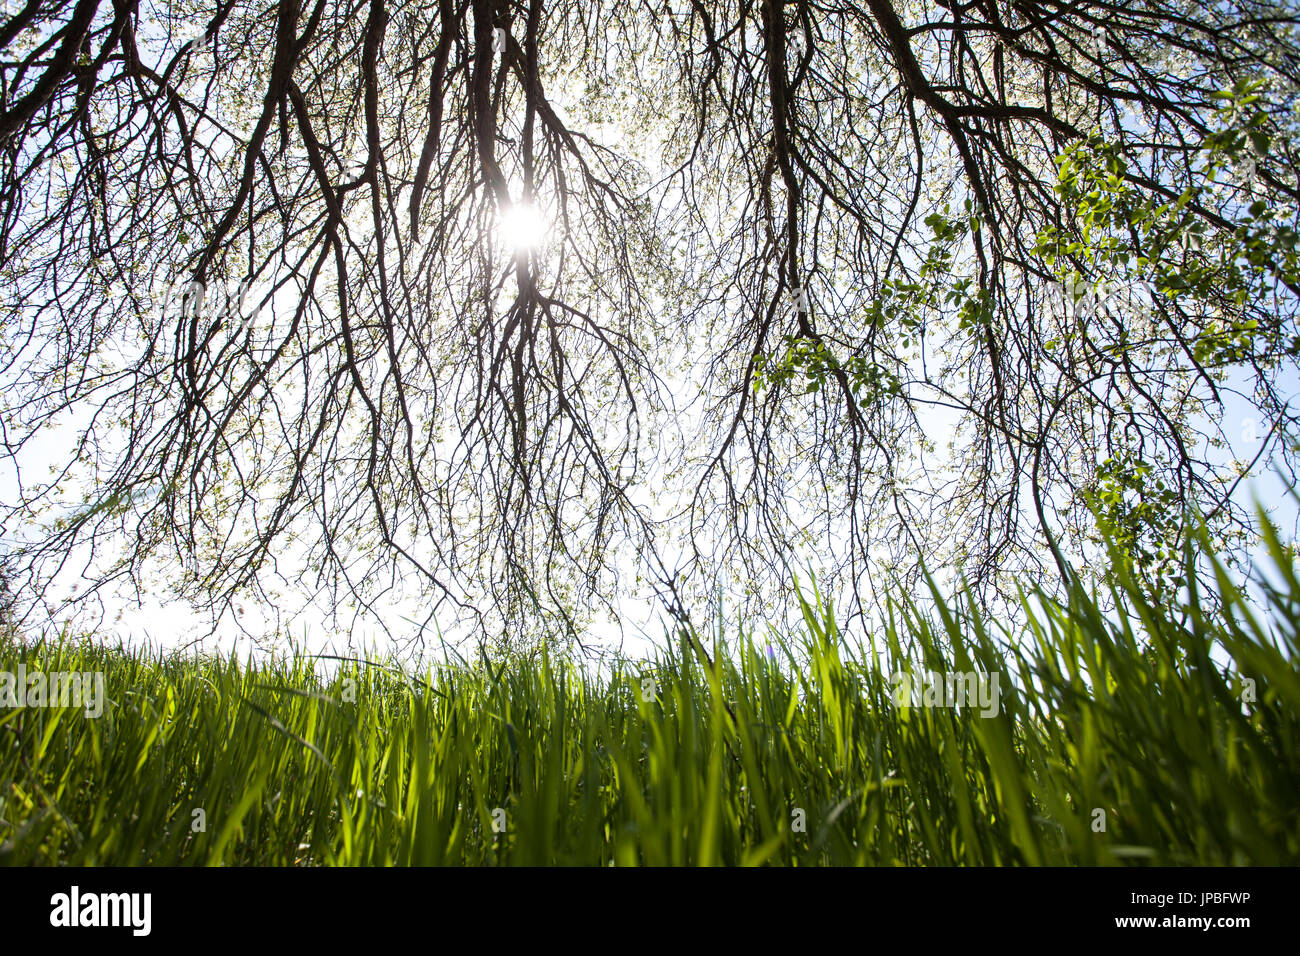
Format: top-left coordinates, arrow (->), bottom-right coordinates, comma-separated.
2,0 -> 1299,649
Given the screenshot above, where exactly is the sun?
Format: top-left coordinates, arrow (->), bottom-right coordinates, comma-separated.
498,201 -> 547,251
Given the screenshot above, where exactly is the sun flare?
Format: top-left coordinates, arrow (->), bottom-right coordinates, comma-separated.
498,201 -> 547,251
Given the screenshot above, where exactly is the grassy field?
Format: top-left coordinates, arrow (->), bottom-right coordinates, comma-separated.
1,526 -> 1297,866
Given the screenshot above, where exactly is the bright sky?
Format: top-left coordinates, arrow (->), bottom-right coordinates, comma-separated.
3,3 -> 1298,668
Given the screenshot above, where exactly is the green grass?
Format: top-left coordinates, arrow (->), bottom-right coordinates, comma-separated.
1,523 -> 1297,866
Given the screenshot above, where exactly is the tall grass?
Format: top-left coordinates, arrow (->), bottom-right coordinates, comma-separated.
0,522 -> 1296,865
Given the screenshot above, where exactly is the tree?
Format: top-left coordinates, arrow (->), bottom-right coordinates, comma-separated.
1,0 -> 1298,648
